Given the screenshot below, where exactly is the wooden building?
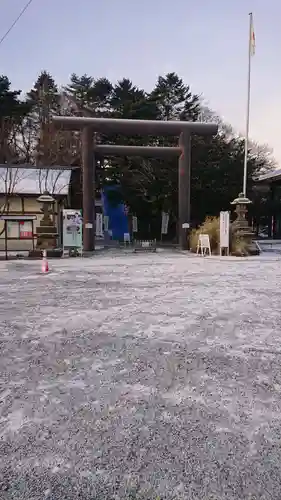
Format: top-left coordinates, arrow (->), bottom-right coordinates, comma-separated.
0,166 -> 71,252
255,168 -> 281,239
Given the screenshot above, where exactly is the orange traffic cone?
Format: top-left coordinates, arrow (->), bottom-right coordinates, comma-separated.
42,250 -> 49,273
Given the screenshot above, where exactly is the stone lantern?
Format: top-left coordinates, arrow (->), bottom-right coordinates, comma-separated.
231,192 -> 259,255
29,191 -> 62,258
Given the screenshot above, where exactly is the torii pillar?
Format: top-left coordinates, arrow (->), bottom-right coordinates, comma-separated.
178,132 -> 191,250
81,127 -> 95,252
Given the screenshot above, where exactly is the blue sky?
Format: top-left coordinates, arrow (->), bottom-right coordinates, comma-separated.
1,0 -> 281,166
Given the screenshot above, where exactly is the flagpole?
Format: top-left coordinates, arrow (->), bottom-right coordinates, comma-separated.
243,12 -> 253,197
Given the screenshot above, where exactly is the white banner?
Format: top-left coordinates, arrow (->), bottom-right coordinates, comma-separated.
104,215 -> 109,232
132,216 -> 138,233
220,211 -> 230,249
95,213 -> 103,237
161,212 -> 169,235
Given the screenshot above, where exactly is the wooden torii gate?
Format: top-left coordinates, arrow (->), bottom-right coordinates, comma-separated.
52,116 -> 218,251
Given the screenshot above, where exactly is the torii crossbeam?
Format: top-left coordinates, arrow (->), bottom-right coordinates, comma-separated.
52,116 -> 218,251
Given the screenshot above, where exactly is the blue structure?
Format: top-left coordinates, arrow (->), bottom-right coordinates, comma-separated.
102,187 -> 129,240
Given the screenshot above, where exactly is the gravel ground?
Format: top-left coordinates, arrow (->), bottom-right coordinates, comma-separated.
1,251 -> 281,499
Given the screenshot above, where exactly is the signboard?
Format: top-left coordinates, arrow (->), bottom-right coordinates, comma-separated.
142,241 -> 150,248
96,213 -> 103,237
62,209 -> 83,252
7,221 -> 19,238
161,212 -> 169,235
124,232 -> 130,243
182,222 -> 190,229
197,234 -> 211,256
132,216 -> 138,233
19,220 -> 33,239
219,211 -> 230,255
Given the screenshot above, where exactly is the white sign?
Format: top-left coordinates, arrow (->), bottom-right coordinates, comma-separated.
104,215 -> 109,232
161,212 -> 169,235
182,222 -> 190,229
196,234 -> 211,256
7,221 -> 19,238
124,232 -> 130,243
96,213 -> 103,237
142,241 -> 150,248
62,209 -> 83,253
85,223 -> 93,229
220,211 -> 230,255
132,216 -> 138,233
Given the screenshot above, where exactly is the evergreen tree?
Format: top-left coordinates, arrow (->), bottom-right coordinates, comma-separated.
25,72 -> 55,165
65,74 -> 113,116
0,76 -> 31,163
149,72 -> 200,122
27,71 -> 60,113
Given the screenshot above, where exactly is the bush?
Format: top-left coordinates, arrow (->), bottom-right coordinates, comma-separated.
190,216 -> 251,256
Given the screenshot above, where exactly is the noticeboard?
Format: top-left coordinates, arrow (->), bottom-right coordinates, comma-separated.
62,209 -> 83,250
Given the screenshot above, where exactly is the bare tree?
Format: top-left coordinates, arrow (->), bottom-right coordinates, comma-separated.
0,115 -> 35,219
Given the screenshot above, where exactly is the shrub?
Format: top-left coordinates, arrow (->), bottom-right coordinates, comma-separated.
190,216 -> 252,256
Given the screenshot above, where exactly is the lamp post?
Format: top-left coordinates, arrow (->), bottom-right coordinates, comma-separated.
29,191 -> 62,258
37,191 -> 55,226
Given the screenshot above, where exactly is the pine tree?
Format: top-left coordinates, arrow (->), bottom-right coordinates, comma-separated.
149,72 -> 200,121
0,76 -> 31,163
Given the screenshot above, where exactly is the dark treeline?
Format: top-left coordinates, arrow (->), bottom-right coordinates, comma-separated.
0,70 -> 275,237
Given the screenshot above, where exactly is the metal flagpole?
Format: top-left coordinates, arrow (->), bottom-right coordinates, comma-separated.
243,12 -> 254,196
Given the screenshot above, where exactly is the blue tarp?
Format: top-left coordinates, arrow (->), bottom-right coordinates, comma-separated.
102,187 -> 129,240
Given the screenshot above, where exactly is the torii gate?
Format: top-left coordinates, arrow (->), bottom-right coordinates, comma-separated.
52,116 -> 218,251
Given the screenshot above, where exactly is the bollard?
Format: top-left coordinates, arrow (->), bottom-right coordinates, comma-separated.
41,250 -> 49,273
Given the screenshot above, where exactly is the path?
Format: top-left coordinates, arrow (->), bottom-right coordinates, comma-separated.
0,252 -> 281,499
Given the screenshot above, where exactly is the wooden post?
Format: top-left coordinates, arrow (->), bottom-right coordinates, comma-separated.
82,127 -> 95,252
178,132 -> 191,250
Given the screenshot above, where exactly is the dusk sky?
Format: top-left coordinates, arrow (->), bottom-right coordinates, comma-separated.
1,0 -> 280,166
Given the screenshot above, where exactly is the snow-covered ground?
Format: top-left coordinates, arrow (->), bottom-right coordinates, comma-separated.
1,251 -> 281,499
